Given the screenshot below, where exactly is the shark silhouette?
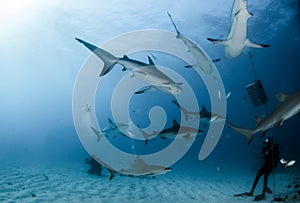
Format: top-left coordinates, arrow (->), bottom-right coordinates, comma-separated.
207,0 -> 270,58
91,118 -> 129,142
172,100 -> 225,123
228,90 -> 300,144
76,38 -> 182,95
167,12 -> 220,74
141,119 -> 203,146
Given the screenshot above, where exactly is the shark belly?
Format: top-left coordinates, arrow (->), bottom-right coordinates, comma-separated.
225,12 -> 249,58
183,37 -> 213,74
279,102 -> 300,123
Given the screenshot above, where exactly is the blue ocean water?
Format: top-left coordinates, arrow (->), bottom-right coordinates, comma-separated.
0,0 -> 300,201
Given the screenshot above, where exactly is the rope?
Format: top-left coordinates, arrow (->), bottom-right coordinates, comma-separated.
265,104 -> 277,200
248,52 -> 258,81
248,52 -> 276,200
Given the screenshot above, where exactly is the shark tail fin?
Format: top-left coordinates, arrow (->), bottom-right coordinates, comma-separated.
107,168 -> 115,180
172,100 -> 189,120
140,129 -> 152,146
91,127 -> 103,142
227,122 -> 254,144
167,12 -> 181,36
75,38 -> 118,77
99,61 -> 118,77
245,39 -> 270,49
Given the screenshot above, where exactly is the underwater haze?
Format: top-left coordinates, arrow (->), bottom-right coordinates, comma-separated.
0,0 -> 300,202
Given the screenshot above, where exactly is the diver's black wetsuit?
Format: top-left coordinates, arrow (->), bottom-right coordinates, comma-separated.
250,141 -> 279,199
235,138 -> 279,201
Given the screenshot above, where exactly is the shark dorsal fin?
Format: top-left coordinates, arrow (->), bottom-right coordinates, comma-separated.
172,119 -> 179,127
147,56 -> 155,65
276,93 -> 289,103
123,55 -> 129,59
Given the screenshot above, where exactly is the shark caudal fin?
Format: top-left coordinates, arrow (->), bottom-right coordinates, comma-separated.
75,38 -> 118,76
227,122 -> 254,144
245,39 -> 270,49
167,12 -> 181,36
172,100 -> 189,120
91,127 -> 104,142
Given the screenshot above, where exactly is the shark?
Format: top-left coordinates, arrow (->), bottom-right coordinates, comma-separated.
172,100 -> 225,123
75,38 -> 182,95
97,156 -> 172,180
91,118 -> 129,142
207,0 -> 270,58
118,156 -> 172,178
167,12 -> 220,74
140,119 -> 203,146
228,90 -> 300,144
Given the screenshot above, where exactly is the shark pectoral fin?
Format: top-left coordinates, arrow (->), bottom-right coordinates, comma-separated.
276,120 -> 284,128
135,86 -> 156,94
212,58 -> 221,62
133,70 -> 147,76
276,93 -> 289,102
245,39 -> 270,48
207,38 -> 228,46
164,82 -> 183,86
185,65 -> 193,68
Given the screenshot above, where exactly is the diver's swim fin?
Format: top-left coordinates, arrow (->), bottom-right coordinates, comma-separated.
234,192 -> 253,197
254,194 -> 265,201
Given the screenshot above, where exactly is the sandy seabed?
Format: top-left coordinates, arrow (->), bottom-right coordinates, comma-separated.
0,162 -> 299,203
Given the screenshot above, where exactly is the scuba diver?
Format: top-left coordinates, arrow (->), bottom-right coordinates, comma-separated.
235,136 -> 279,201
85,157 -> 103,176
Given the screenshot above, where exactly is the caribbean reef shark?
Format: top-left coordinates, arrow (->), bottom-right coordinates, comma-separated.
103,156 -> 172,180
228,90 -> 300,144
141,119 -> 203,146
75,38 -> 182,95
172,100 -> 225,122
207,0 -> 270,58
91,118 -> 129,142
167,12 -> 220,74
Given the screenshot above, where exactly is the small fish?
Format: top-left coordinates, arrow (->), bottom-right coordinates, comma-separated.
226,89 -> 233,99
280,158 -> 296,168
217,166 -> 223,173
